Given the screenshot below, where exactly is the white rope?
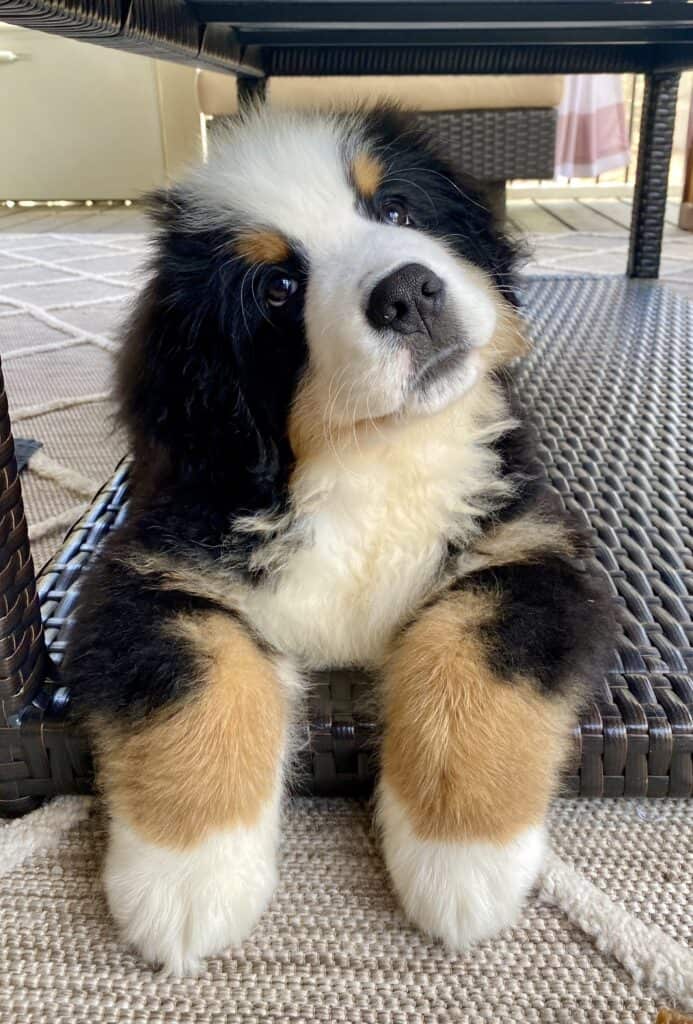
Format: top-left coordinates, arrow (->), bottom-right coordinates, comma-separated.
0,293 -> 119,352
13,391 -> 110,421
0,239 -> 146,290
0,293 -> 128,317
540,850 -> 693,1008
0,797 -> 93,878
27,501 -> 88,541
28,449 -> 98,498
1,336 -> 95,361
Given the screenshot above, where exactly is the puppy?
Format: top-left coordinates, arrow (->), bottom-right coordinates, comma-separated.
66,104 -> 614,973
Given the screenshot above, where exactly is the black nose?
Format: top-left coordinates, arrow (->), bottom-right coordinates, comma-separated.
366,263 -> 445,334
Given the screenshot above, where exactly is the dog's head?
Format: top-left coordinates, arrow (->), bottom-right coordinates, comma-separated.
119,106 -> 525,510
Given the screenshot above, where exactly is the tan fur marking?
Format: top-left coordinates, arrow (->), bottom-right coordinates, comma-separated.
461,514 -> 577,573
483,296 -> 530,367
236,229 -> 290,265
352,152 -> 385,198
95,612 -> 285,850
382,592 -> 573,844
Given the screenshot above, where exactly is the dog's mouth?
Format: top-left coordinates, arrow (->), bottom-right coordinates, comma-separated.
410,342 -> 472,394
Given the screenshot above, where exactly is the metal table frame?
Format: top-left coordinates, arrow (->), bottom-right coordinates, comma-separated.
1,1 -> 693,274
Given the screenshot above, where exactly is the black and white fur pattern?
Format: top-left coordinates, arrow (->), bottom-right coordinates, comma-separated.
66,105 -> 614,973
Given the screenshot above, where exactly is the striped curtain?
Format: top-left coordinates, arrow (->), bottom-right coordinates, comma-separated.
555,75 -> 631,179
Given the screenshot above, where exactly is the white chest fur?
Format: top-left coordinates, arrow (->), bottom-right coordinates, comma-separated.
237,383 -> 514,669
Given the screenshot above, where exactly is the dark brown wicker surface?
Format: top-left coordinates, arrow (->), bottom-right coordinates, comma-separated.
0,366 -> 47,729
0,0 -> 250,70
413,108 -> 557,183
1,276 -> 692,813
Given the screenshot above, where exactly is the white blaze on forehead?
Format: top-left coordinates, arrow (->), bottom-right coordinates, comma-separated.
190,107 -> 362,249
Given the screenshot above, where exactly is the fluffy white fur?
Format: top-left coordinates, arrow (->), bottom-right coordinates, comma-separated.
377,780 -> 546,949
104,795 -> 281,975
238,379 -> 516,668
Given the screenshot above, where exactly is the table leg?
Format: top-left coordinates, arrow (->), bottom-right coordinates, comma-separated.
627,71 -> 680,278
679,84 -> 693,231
237,75 -> 267,107
0,358 -> 48,732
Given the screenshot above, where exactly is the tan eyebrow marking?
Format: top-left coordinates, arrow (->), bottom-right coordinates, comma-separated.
352,151 -> 385,199
236,229 -> 290,264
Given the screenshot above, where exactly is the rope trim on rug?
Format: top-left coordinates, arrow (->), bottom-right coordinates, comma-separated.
13,392 -> 110,422
28,502 -> 88,542
2,336 -> 100,362
0,797 -> 93,878
28,450 -> 98,498
0,294 -> 119,353
0,244 -> 139,291
541,850 -> 693,1009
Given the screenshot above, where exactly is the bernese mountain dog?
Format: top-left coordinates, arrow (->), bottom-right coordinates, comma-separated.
65,104 -> 614,973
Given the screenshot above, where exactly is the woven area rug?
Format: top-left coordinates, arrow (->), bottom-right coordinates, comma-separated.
0,797 -> 691,1023
1,232 -> 692,1023
0,232 -> 135,568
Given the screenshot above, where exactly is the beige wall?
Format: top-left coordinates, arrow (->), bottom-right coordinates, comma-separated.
0,23 -> 202,200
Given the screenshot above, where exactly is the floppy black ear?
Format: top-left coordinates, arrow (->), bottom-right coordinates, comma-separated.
116,188 -> 291,513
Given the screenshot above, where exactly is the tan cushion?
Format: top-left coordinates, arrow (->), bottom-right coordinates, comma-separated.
197,72 -> 564,118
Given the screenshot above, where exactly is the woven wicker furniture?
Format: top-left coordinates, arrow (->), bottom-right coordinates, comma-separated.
1,276 -> 691,815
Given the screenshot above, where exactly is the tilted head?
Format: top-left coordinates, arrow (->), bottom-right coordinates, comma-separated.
119,105 -> 525,515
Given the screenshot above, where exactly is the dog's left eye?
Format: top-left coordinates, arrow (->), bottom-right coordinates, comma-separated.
381,199 -> 413,227
266,274 -> 298,307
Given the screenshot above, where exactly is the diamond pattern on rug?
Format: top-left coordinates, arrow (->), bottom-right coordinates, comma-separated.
0,233 -> 139,560
524,230 -> 693,301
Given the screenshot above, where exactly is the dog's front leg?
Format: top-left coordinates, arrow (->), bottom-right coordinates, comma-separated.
377,559 -> 608,949
90,609 -> 296,975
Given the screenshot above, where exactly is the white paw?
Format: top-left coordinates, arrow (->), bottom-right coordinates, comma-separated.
103,803 -> 279,974
377,780 -> 545,950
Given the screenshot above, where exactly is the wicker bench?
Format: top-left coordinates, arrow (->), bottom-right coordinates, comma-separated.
1,275 -> 691,816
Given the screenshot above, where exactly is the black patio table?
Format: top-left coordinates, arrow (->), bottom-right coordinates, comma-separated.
2,0 -> 693,273
1,0 -> 692,811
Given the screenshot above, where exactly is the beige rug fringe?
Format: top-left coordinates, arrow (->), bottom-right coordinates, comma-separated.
541,850 -> 693,1010
0,797 -> 93,878
28,450 -> 98,498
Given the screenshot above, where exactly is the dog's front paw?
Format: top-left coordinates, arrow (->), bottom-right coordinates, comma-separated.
377,781 -> 545,950
104,807 -> 279,974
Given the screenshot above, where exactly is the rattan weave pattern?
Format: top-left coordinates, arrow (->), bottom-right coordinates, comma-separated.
518,277 -> 692,797
0,0 -> 246,70
627,73 -> 680,279
0,277 -> 691,813
412,108 -> 557,183
0,366 -> 47,735
265,44 -> 666,78
0,0 -> 121,37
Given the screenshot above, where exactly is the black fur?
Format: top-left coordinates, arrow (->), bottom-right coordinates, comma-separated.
66,549 -> 205,721
459,557 -> 617,697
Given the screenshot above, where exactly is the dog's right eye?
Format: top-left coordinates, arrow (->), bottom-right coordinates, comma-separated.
266,274 -> 298,308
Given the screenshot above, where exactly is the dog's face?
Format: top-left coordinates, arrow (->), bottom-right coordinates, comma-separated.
120,107 -> 523,505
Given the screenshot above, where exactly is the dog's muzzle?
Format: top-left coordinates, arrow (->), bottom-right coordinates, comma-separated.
365,262 -> 469,387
